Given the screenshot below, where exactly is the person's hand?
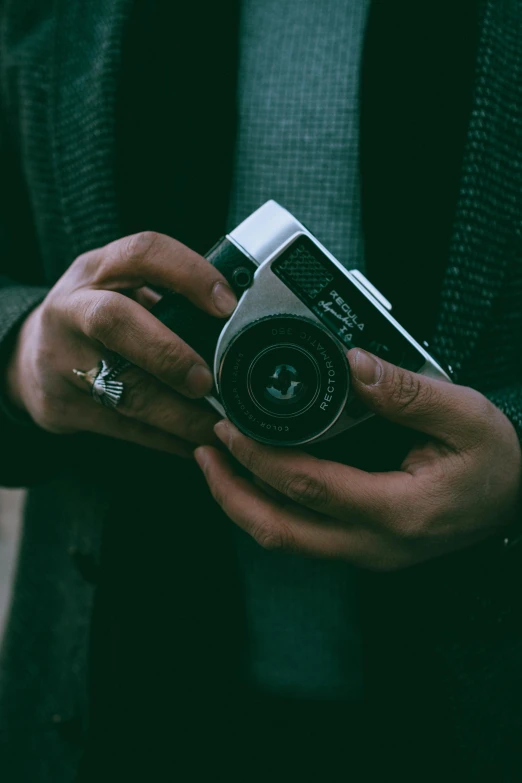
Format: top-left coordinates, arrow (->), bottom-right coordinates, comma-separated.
195,349 -> 522,570
6,231 -> 237,458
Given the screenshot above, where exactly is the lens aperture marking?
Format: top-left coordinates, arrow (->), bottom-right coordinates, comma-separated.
248,344 -> 320,419
219,316 -> 350,446
269,365 -> 299,398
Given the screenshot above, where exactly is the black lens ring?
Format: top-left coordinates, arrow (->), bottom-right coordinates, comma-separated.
247,342 -> 321,419
218,316 -> 349,446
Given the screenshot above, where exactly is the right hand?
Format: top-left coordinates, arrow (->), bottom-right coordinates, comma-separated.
6,231 -> 238,458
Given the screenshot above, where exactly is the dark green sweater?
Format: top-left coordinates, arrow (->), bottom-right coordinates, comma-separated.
1,1 -> 522,781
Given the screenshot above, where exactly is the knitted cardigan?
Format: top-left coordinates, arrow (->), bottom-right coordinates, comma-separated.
0,0 -> 522,780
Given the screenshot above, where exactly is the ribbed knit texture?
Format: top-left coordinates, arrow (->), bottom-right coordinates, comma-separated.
0,284 -> 48,353
0,284 -> 48,426
431,2 -> 522,398
227,0 -> 368,270
228,0 -> 369,700
429,2 -> 522,458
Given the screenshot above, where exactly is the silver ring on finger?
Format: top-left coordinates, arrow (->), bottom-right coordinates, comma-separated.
73,360 -> 125,408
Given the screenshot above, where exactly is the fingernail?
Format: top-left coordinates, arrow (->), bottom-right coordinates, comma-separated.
214,419 -> 232,447
185,364 -> 213,397
212,282 -> 237,316
353,349 -> 382,386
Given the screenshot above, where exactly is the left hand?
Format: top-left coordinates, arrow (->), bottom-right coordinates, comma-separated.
195,349 -> 522,571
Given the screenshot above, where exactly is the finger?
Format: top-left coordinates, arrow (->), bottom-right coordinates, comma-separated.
70,360 -> 219,443
348,348 -> 495,450
251,476 -> 288,503
213,419 -> 406,519
194,446 -> 373,560
91,231 -> 237,318
82,403 -> 194,458
68,289 -> 214,398
114,368 -> 219,445
127,286 -> 162,309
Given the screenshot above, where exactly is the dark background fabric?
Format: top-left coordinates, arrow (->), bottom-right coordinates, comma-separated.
1,0 -> 522,781
360,0 -> 481,342
116,0 -> 241,253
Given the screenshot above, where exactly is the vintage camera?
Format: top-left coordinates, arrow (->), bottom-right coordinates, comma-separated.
152,201 -> 451,447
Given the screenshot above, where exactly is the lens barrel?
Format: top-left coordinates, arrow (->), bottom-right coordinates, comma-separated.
218,316 -> 349,445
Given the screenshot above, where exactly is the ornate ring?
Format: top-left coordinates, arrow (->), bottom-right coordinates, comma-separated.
73,360 -> 125,408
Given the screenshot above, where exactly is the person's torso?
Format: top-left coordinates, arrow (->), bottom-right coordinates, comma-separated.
3,2 -> 522,781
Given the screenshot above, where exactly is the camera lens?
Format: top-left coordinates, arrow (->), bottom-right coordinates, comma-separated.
248,345 -> 320,417
218,316 -> 349,446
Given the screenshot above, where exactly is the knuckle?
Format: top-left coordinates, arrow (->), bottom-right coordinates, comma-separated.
120,231 -> 162,265
283,471 -> 328,507
151,340 -> 192,384
387,369 -> 430,414
83,291 -> 121,340
89,258 -> 113,287
89,246 -> 123,286
89,232 -> 164,284
252,523 -> 286,552
81,251 -> 117,287
166,245 -> 214,295
120,372 -> 152,418
71,249 -> 96,274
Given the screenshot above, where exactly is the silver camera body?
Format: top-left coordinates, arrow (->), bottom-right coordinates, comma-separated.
195,200 -> 451,447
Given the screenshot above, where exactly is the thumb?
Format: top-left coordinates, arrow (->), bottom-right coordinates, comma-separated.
347,348 -> 490,449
